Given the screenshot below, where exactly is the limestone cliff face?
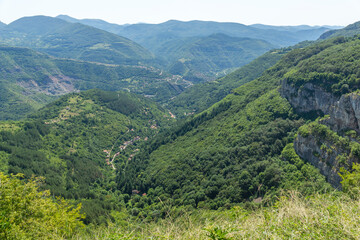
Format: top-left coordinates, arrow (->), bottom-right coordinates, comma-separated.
280,80 -> 360,133
294,134 -> 344,189
280,81 -> 336,115
280,80 -> 360,188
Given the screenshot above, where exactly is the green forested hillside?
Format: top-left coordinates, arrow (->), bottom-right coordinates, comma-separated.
0,89 -> 174,224
3,17 -> 360,239
0,172 -> 85,239
3,34 -> 354,222
284,36 -> 360,95
0,16 -> 153,65
54,59 -> 188,102
0,46 -> 68,120
116,39 -> 351,214
116,36 -> 360,215
166,40 -> 314,117
0,45 -> 188,120
166,49 -> 285,116
319,21 -> 360,40
40,23 -> 153,64
160,34 -> 275,82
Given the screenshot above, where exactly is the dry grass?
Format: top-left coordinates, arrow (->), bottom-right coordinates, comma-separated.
74,191 -> 360,240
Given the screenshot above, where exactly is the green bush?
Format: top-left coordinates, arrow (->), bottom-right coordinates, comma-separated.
0,172 -> 84,239
340,163 -> 360,198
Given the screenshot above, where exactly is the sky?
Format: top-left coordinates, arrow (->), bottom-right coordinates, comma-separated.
0,0 -> 359,26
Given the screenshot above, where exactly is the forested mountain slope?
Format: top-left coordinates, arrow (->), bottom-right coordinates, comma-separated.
1,12 -> 360,238
159,33 -> 275,82
0,89 -> 175,224
3,20 -> 360,239
0,45 -> 189,120
279,36 -> 360,188
118,36 -> 360,213
319,21 -> 360,40
166,47 -> 289,116
0,46 -> 68,120
166,41 -> 313,117
0,16 -> 153,65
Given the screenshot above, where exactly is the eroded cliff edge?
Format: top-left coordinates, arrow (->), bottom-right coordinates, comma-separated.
280,80 -> 360,188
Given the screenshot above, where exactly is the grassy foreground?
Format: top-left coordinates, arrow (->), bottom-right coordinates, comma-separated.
74,191 -> 360,240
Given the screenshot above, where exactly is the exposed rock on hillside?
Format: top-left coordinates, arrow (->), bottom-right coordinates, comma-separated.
294,132 -> 344,189
280,80 -> 360,188
280,80 -> 360,133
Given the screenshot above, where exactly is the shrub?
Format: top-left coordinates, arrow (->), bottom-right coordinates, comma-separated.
0,172 -> 84,239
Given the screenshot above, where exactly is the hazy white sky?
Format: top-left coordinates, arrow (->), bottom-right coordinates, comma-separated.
0,0 -> 358,26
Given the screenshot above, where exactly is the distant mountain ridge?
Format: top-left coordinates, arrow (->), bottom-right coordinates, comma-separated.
56,15 -> 335,81
3,15 -> 333,82
114,20 -> 331,48
159,33 -> 275,82
319,21 -> 360,39
9,16 -> 67,35
0,21 -> 6,29
57,14 -> 126,34
57,15 -> 334,47
0,16 -> 153,65
250,24 -> 342,32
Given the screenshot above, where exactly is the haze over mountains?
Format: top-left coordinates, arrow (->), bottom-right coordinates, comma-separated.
56,15 -> 338,80
249,24 -> 342,31
0,16 -> 154,65
159,33 -> 275,81
56,14 -> 339,47
319,20 -> 360,40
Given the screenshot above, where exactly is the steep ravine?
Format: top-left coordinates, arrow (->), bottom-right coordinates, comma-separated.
280,80 -> 360,188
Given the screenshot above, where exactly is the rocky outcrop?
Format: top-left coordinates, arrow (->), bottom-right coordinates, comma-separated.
280,80 -> 360,133
294,134 -> 344,189
280,80 -> 360,188
17,74 -> 75,95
